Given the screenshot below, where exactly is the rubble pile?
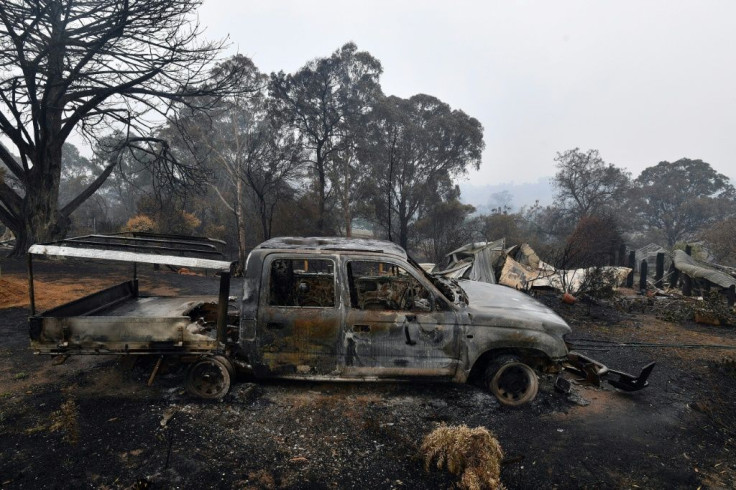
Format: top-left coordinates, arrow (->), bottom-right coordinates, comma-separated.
433,239 -> 736,326
433,240 -> 630,297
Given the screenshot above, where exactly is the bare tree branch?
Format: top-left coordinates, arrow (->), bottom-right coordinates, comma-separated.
0,0 -> 242,253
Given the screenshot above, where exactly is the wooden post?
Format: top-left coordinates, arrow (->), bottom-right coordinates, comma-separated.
619,244 -> 627,267
668,263 -> 679,289
655,253 -> 664,289
626,251 -> 635,287
682,274 -> 692,297
728,285 -> 735,307
639,260 -> 648,291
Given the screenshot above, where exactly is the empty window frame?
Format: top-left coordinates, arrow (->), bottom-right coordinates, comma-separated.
347,261 -> 432,312
269,258 -> 336,307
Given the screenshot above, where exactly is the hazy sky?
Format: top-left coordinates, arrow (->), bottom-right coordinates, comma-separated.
198,0 -> 736,186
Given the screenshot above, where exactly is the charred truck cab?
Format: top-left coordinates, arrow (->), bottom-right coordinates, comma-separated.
28,235 -> 653,406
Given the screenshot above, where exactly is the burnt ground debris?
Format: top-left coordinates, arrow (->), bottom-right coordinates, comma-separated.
1,258 -> 735,489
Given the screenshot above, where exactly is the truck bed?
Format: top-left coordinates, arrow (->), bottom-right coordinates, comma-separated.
90,296 -> 216,317
29,280 -> 220,355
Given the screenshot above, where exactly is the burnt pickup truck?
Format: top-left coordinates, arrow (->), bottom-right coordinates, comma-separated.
28,234 -> 653,406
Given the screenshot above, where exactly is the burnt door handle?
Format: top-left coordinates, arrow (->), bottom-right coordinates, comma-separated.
266,322 -> 284,330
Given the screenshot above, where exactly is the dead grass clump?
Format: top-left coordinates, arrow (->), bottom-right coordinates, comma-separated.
49,398 -> 80,445
420,424 -> 504,490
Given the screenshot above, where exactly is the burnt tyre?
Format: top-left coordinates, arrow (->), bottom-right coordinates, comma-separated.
185,356 -> 231,399
485,356 -> 539,406
212,354 -> 236,379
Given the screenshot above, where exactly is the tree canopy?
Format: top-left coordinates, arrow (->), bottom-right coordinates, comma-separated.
633,158 -> 735,246
269,42 -> 382,235
359,94 -> 484,248
552,148 -> 631,224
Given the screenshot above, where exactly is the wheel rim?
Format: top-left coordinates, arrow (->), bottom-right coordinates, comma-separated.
186,358 -> 231,399
490,362 -> 538,406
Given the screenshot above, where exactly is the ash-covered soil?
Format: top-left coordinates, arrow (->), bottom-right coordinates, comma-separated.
1,258 -> 735,489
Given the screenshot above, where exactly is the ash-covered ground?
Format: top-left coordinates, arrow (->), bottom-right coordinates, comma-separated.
1,258 -> 734,489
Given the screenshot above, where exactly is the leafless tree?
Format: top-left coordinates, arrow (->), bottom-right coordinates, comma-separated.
0,0 -> 243,254
176,55 -> 305,273
552,148 -> 630,224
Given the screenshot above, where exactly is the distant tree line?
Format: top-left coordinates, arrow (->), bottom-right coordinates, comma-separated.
492,149 -> 736,268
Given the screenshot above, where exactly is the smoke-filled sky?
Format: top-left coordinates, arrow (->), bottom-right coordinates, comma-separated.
199,0 -> 736,185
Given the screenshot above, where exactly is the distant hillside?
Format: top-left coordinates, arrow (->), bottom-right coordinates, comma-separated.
458,177 -> 554,214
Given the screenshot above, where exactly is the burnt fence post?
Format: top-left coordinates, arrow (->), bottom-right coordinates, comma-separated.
627,251 -> 635,288
655,252 -> 664,289
669,263 -> 679,288
682,274 -> 692,297
619,243 -> 627,267
728,285 -> 735,307
640,260 -> 648,292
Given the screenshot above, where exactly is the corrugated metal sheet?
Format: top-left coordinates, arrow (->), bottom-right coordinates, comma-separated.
672,249 -> 736,289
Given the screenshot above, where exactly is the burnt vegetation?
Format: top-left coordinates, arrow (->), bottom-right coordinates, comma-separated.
0,3 -> 735,490
0,3 -> 734,276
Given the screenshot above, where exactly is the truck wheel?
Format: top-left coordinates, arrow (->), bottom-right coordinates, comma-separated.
212,354 -> 236,379
484,356 -> 539,406
185,357 -> 231,399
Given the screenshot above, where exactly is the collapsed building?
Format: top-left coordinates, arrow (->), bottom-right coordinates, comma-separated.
433,240 -> 736,315
433,241 -> 630,294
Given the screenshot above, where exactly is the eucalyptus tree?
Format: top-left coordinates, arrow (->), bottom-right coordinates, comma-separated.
269,42 -> 382,235
633,158 -> 735,247
552,148 -> 631,225
360,94 -> 484,249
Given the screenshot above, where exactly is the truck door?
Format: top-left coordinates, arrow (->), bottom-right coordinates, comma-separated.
257,255 -> 341,376
342,259 -> 459,377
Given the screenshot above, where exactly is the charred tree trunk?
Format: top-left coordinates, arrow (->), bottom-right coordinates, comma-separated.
398,197 -> 409,250
13,143 -> 68,255
235,178 -> 247,276
343,158 -> 351,238
315,140 -> 328,235
260,200 -> 270,241
7,5 -> 68,254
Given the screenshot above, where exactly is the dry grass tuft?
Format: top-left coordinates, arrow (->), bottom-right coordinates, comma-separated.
49,398 -> 80,445
420,424 -> 504,490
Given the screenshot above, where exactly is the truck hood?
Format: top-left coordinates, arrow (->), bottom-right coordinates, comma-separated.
458,280 -> 571,336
